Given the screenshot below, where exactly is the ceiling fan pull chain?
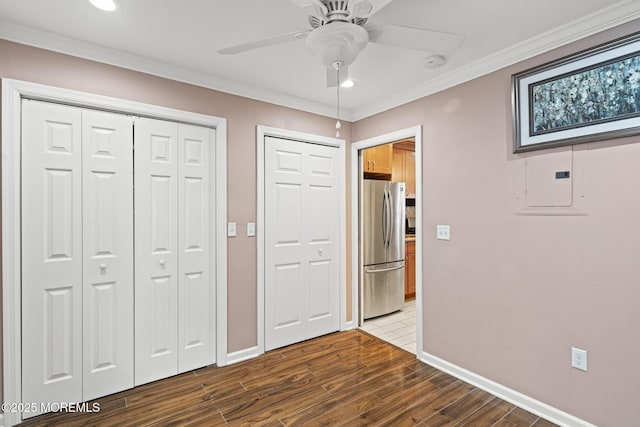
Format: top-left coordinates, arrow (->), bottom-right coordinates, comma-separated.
336,63 -> 342,138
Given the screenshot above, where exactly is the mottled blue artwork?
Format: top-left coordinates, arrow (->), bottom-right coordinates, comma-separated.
530,55 -> 640,135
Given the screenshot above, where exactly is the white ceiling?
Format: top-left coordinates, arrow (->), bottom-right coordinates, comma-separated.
1,0 -> 639,121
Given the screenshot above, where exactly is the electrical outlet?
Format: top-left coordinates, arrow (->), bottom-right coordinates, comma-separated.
227,222 -> 237,237
571,347 -> 588,371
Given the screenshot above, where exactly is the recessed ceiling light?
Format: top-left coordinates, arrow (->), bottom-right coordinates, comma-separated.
90,0 -> 119,12
340,79 -> 357,88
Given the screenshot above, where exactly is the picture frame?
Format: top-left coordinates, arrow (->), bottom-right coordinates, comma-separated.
512,31 -> 640,153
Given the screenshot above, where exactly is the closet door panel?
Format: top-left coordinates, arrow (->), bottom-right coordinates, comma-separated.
178,124 -> 212,372
21,100 -> 83,415
134,117 -> 179,386
82,109 -> 134,400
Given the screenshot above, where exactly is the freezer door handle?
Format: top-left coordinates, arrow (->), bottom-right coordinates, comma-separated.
365,264 -> 404,273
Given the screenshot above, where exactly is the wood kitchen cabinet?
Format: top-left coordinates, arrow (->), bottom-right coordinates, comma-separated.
405,240 -> 416,300
392,147 -> 416,197
363,143 -> 393,175
404,151 -> 415,196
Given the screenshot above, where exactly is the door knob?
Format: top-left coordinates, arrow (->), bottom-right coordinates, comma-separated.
99,263 -> 107,271
318,248 -> 323,255
159,259 -> 166,267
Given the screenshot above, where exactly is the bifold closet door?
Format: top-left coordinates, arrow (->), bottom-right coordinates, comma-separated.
134,118 -> 180,386
177,124 -> 213,373
81,109 -> 134,401
134,118 -> 214,385
22,101 -> 134,414
22,101 -> 83,410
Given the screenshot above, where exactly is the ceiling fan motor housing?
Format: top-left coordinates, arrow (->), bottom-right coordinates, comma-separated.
306,21 -> 369,68
309,0 -> 370,28
325,0 -> 350,21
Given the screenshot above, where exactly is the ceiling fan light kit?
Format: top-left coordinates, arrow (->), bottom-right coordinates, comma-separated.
306,21 -> 369,68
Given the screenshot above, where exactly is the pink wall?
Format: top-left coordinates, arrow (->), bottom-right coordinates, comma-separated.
0,39 -> 352,357
352,20 -> 640,427
2,17 -> 639,425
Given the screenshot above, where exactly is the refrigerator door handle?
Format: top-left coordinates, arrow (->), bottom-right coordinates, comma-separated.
385,188 -> 392,247
381,189 -> 387,248
365,264 -> 404,273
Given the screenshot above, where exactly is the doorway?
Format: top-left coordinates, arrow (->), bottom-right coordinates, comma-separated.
350,126 -> 423,355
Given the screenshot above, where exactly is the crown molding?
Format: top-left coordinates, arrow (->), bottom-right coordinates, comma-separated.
0,19 -> 347,120
1,0 -> 638,123
350,0 -> 640,121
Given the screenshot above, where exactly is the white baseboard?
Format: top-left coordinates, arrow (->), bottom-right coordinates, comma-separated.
226,346 -> 261,365
419,351 -> 597,427
342,320 -> 356,331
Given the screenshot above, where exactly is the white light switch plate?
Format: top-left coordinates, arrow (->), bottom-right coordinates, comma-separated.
436,224 -> 451,240
227,222 -> 237,237
247,222 -> 256,237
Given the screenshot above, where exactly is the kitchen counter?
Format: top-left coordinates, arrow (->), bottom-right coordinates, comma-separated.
405,235 -> 416,242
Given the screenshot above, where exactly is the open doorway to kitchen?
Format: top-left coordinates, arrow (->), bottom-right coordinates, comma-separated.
350,126 -> 422,356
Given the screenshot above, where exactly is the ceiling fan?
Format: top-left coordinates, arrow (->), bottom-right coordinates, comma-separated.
217,0 -> 465,86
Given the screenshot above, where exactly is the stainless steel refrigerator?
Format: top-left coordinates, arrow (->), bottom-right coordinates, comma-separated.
362,180 -> 405,319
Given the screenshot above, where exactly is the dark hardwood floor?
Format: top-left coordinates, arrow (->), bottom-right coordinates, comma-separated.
19,330 -> 557,426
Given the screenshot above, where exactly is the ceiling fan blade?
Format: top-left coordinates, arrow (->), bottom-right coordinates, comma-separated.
326,66 -> 349,87
365,23 -> 464,55
217,30 -> 311,55
350,0 -> 393,19
348,1 -> 373,18
289,0 -> 328,18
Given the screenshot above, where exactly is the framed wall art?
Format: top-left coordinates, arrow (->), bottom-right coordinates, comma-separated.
512,31 -> 640,153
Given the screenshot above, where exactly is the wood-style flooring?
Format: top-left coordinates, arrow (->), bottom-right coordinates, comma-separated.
19,330 -> 558,426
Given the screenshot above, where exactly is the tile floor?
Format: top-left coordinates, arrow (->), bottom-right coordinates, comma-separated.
361,299 -> 417,354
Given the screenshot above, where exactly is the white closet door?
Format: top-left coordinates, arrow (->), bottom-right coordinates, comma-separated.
178,124 -> 213,372
264,136 -> 340,351
134,117 -> 179,386
304,141 -> 340,339
22,101 -> 83,414
82,110 -> 134,400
